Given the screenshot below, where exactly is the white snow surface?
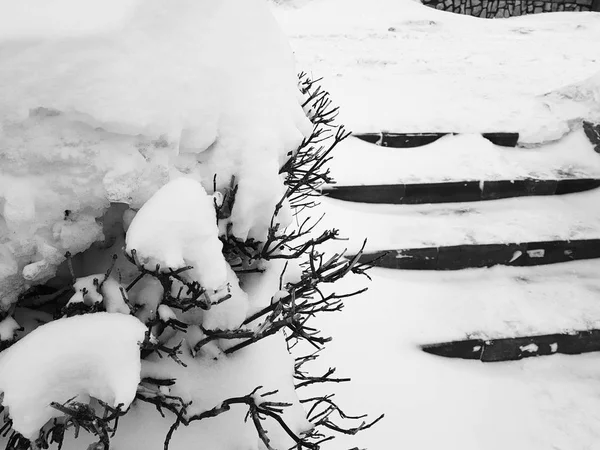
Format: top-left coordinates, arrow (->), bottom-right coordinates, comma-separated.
126,178 -> 227,291
0,313 -> 147,439
274,0 -> 600,143
328,129 -> 600,186
0,0 -> 311,310
125,178 -> 249,330
269,3 -> 600,450
0,316 -> 20,342
1,0 -> 600,449
303,264 -> 600,450
67,275 -> 130,314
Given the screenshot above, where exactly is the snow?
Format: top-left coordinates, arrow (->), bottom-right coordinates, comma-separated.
270,2 -> 600,450
311,186 -> 600,255
130,333 -> 310,450
273,0 -> 600,143
125,177 -> 249,330
0,0 -> 311,311
1,0 -> 600,448
0,313 -> 147,439
298,264 -> 600,450
520,343 -> 539,353
126,178 -> 227,291
0,317 -> 20,342
67,275 -> 130,314
130,277 -> 164,324
157,305 -> 177,323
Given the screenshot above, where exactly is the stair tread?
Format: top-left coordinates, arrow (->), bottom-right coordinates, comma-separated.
359,259 -> 600,344
327,130 -> 600,187
314,187 -> 600,255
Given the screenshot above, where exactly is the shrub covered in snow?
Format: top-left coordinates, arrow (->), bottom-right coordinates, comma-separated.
0,1 -> 381,449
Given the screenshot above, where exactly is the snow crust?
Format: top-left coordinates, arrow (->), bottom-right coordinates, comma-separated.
0,313 -> 147,439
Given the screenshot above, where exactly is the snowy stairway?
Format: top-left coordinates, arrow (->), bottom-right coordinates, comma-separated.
321,127 -> 600,273
322,127 -> 600,361
354,131 -> 519,148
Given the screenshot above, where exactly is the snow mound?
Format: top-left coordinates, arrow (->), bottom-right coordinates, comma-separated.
0,313 -> 147,439
125,178 -> 249,330
0,0 -> 311,310
126,178 -> 226,291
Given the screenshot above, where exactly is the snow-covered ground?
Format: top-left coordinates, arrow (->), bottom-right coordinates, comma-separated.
272,1 -> 600,449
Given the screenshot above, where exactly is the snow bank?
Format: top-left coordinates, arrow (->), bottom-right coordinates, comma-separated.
0,313 -> 147,439
0,0 -> 311,311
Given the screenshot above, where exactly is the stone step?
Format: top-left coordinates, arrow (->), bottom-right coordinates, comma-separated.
354,132 -> 519,148
322,178 -> 600,204
354,239 -> 600,270
422,330 -> 600,362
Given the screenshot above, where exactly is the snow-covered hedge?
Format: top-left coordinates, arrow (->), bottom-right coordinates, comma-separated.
0,1 -> 381,449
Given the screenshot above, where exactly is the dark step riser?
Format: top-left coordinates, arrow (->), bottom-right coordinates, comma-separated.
357,239 -> 600,270
323,179 -> 600,205
422,330 -> 600,362
354,132 -> 519,148
583,121 -> 600,153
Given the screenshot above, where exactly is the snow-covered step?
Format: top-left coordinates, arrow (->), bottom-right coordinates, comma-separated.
316,188 -> 600,255
355,239 -> 600,270
422,330 -> 600,362
322,178 -> 600,204
354,131 -> 519,147
327,130 -> 600,186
